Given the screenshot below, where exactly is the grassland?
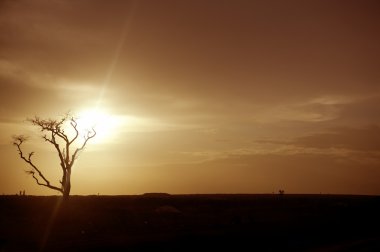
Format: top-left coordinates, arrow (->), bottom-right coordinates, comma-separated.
1,194 -> 380,251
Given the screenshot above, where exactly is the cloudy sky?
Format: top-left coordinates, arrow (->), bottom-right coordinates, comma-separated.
1,0 -> 380,195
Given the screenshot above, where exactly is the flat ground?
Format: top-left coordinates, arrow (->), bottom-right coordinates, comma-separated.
1,194 -> 380,251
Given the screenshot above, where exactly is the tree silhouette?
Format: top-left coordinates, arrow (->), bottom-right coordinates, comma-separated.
12,113 -> 96,200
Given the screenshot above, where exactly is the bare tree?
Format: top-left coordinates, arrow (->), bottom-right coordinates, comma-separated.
12,114 -> 96,200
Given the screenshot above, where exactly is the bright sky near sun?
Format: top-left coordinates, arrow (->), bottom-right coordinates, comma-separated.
1,0 -> 380,195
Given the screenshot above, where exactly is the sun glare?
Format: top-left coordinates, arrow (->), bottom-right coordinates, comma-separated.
74,109 -> 123,144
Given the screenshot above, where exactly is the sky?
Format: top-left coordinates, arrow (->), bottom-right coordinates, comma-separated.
1,0 -> 380,195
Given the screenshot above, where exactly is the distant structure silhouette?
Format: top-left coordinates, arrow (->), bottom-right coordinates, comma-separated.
12,113 -> 96,201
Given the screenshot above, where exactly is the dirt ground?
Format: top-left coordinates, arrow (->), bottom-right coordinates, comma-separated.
1,194 -> 380,251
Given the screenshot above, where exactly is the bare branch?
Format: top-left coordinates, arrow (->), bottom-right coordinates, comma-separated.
69,117 -> 79,145
37,123 -> 67,173
12,135 -> 28,146
26,170 -> 63,193
12,135 -> 62,192
28,116 -> 69,142
50,132 -> 66,171
71,128 -> 96,162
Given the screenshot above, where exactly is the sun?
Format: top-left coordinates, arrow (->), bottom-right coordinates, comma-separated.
74,108 -> 123,144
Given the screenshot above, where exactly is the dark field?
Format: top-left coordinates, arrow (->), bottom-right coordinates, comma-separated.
1,194 -> 380,251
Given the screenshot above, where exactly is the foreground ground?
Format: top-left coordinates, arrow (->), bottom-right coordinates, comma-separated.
1,194 -> 380,251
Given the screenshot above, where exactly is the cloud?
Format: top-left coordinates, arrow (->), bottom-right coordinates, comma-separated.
141,151 -> 380,194
338,95 -> 380,125
293,126 -> 380,151
2,0 -> 380,106
0,74 -> 61,119
251,101 -> 341,123
1,0 -> 379,139
0,0 -> 134,82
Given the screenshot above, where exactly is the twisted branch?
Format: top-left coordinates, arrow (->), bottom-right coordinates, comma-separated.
13,136 -> 63,193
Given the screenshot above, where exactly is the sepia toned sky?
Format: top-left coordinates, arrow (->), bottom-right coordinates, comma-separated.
1,0 -> 380,195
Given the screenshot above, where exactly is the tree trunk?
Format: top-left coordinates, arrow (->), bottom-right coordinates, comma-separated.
62,170 -> 71,201
63,182 -> 71,201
